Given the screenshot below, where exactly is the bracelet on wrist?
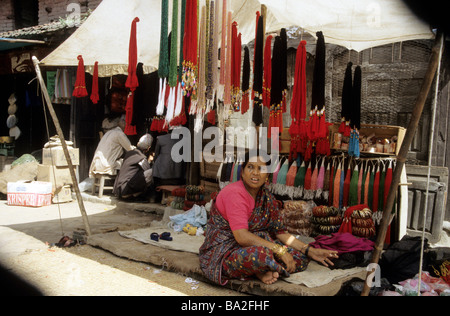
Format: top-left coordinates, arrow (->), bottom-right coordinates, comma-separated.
272,244 -> 288,258
305,245 -> 311,257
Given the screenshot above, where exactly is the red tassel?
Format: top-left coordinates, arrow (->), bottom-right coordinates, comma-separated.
124,92 -> 137,136
207,110 -> 216,125
90,61 -> 99,104
125,17 -> 140,92
73,55 -> 88,98
343,166 -> 351,207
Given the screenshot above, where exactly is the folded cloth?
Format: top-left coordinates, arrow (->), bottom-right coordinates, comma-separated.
310,232 -> 374,255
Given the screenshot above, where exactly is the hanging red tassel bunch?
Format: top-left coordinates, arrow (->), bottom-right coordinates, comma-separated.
90,61 -> 100,104
73,55 -> 88,98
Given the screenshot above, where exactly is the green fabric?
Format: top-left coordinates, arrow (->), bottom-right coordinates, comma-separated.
159,0 -> 169,79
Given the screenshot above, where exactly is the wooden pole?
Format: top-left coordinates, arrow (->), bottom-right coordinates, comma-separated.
32,56 -> 92,236
361,32 -> 444,296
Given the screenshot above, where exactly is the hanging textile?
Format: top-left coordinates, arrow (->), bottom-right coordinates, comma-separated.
339,62 -> 353,136
269,36 -> 284,137
193,5 -> 207,117
157,0 -> 170,119
280,28 -> 288,113
124,17 -> 140,136
289,40 -> 308,160
304,32 -> 331,161
206,0 -> 218,112
126,17 -> 140,92
241,46 -> 251,114
219,0 -> 227,86
252,14 -> 264,126
90,61 -> 99,104
168,0 -> 179,88
182,0 -> 198,98
349,65 -> 362,158
262,35 -> 273,109
73,55 -> 88,98
223,11 -> 233,108
231,21 -> 242,111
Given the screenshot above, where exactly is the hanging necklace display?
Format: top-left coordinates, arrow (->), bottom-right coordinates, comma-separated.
241,46 -> 251,114
251,14 -> 264,127
289,40 -> 308,161
152,0 -> 170,133
230,21 -> 242,112
124,17 -> 140,136
181,0 -> 198,99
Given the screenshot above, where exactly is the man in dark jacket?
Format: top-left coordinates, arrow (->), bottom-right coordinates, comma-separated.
113,134 -> 153,200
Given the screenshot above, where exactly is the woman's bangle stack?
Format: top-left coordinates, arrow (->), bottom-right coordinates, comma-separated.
272,244 -> 288,259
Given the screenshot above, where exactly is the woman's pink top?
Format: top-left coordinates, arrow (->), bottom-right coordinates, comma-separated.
215,181 -> 255,231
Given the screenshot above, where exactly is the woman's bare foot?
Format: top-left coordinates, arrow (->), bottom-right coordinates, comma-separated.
256,271 -> 279,285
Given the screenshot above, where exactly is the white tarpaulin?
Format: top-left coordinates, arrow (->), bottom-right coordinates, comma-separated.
41,0 -> 434,77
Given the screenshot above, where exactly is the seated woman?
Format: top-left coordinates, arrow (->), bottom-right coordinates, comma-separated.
199,151 -> 339,285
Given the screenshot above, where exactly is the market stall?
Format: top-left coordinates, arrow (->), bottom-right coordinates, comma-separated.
34,0 -> 448,296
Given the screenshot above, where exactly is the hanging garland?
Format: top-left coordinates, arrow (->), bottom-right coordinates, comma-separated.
231,21 -> 242,112
182,0 -> 198,98
289,40 -> 308,160
252,14 -> 264,126
262,35 -> 273,109
241,46 -> 250,114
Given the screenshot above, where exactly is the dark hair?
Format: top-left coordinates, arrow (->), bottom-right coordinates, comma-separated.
240,150 -> 272,180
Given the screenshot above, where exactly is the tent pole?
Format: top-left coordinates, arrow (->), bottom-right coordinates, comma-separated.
361,32 -> 444,296
32,56 -> 92,237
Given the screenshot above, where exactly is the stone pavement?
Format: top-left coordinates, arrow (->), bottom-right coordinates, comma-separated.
0,193 -> 245,296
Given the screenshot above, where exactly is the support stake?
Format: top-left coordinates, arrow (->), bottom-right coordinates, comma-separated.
32,56 -> 92,236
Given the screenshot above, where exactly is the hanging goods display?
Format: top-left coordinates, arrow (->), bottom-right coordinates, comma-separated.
241,46 -> 251,114
304,32 -> 331,161
124,17 -> 140,136
268,35 -> 284,137
152,0 -> 170,133
251,14 -> 264,126
73,55 -> 88,98
90,61 -> 100,104
182,0 -> 198,98
262,35 -> 273,109
231,21 -> 242,112
289,40 -> 308,160
166,0 -> 180,125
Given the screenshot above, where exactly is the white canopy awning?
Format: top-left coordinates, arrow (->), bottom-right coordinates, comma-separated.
40,0 -> 434,77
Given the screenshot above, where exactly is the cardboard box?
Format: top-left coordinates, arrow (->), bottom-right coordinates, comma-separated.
42,147 -> 79,167
7,181 -> 53,207
37,164 -> 76,188
53,185 -> 72,204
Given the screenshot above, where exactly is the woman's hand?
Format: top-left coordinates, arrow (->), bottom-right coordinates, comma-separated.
308,247 -> 339,267
280,252 -> 296,273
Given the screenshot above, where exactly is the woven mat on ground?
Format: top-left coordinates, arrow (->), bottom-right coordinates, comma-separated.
89,227 -> 367,296
119,227 -> 204,255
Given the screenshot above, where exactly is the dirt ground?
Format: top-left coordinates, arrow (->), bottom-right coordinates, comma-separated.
0,197 -> 245,296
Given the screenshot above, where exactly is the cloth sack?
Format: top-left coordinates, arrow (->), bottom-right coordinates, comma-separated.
379,235 -> 429,285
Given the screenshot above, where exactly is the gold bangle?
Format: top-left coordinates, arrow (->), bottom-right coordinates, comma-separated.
272,244 -> 288,258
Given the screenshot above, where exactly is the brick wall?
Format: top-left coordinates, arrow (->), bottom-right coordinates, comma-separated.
0,0 -> 103,32
0,0 -> 15,33
38,0 -> 102,24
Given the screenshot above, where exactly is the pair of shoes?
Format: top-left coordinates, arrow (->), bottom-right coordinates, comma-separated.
150,232 -> 173,242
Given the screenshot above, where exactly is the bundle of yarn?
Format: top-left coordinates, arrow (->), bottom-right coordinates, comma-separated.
170,187 -> 186,210
183,185 -> 207,211
281,200 -> 315,237
310,205 -> 343,236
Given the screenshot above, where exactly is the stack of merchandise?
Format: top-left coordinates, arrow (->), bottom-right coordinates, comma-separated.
339,204 -> 376,238
310,205 -> 342,236
183,185 -> 207,211
170,187 -> 186,210
281,200 -> 315,237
